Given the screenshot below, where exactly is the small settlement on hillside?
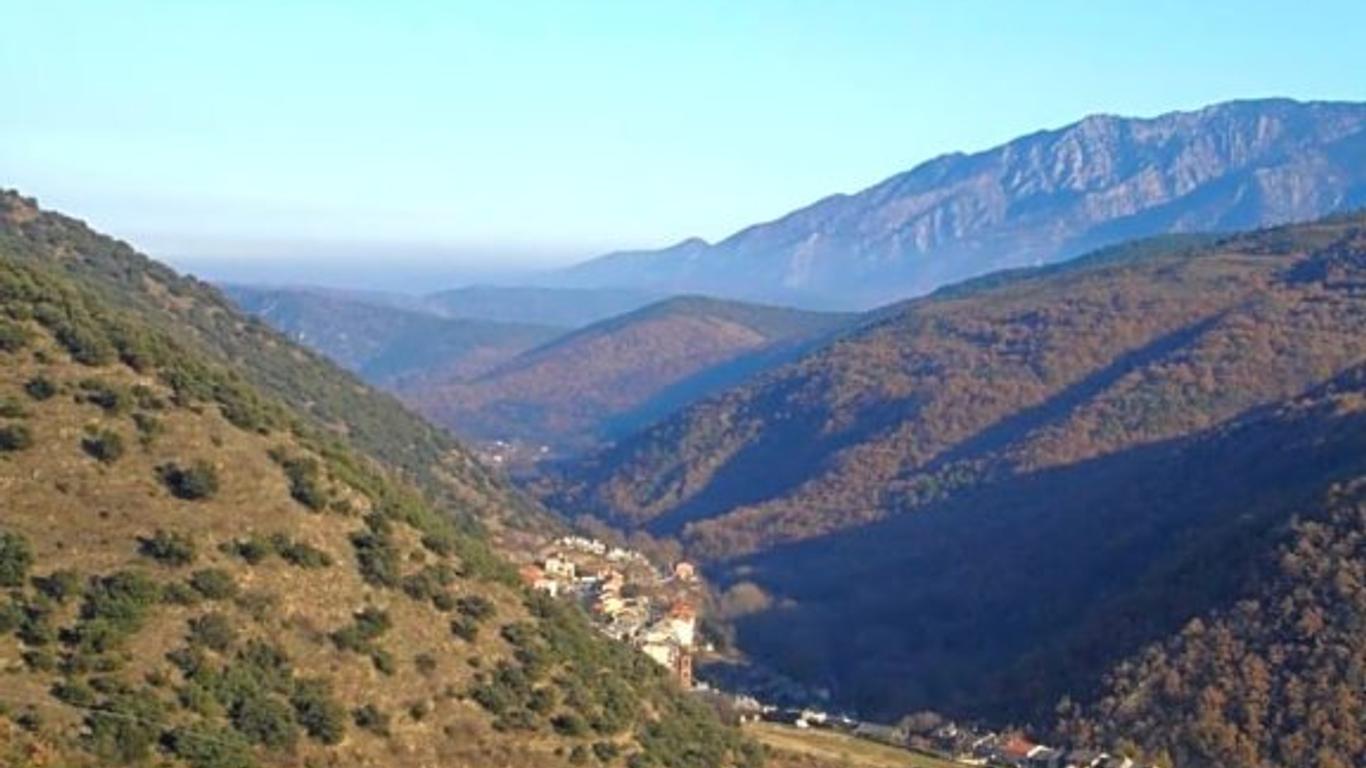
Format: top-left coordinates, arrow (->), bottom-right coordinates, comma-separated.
518,535 -> 703,686
517,535 -> 1154,768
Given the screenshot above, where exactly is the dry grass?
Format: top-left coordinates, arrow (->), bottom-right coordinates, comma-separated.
749,723 -> 962,768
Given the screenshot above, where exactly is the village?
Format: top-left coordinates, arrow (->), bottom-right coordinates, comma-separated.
518,535 -> 1158,768
518,535 -> 705,687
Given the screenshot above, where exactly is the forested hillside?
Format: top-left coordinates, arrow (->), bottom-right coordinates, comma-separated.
406,296 -> 852,455
0,193 -> 760,767
542,213 -> 1366,763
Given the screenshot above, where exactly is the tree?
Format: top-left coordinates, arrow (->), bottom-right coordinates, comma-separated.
0,531 -> 34,587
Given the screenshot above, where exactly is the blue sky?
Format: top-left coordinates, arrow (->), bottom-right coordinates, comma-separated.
4,1 -> 1365,282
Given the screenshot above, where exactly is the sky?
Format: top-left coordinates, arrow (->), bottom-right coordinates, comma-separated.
4,1 -> 1366,288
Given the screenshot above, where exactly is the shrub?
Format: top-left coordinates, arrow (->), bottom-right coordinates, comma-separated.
85,689 -> 165,764
0,423 -> 33,452
131,412 -> 163,445
82,428 -> 125,464
370,648 -> 396,676
139,529 -> 197,567
276,539 -> 332,569
0,531 -> 34,587
160,461 -> 219,500
76,378 -> 125,413
33,568 -> 82,602
291,678 -> 347,745
80,570 -> 162,635
189,569 -> 238,600
0,319 -> 29,352
553,711 -> 589,737
457,594 -> 495,621
593,741 -> 621,762
415,652 -> 438,676
451,616 -> 479,642
280,456 -> 329,511
350,529 -> 401,588
231,692 -> 298,749
24,375 -> 57,401
163,723 -> 256,768
222,536 -> 272,565
0,398 -> 25,418
188,612 -> 237,652
331,607 -> 391,653
352,704 -> 390,736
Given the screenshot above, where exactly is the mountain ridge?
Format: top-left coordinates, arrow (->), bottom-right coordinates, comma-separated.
556,98 -> 1366,308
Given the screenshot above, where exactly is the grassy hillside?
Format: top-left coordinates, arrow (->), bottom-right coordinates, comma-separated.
223,284 -> 563,385
404,296 -> 853,456
0,198 -> 760,768
541,214 -> 1366,764
0,191 -> 544,532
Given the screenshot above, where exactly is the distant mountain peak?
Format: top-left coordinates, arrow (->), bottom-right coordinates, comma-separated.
554,98 -> 1366,308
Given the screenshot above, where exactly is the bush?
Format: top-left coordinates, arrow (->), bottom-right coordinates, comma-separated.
33,569 -> 82,602
291,678 -> 347,745
188,612 -> 237,652
82,428 -> 125,464
331,607 -> 391,653
231,692 -> 298,749
24,375 -> 57,401
163,723 -> 257,768
0,531 -> 34,587
415,652 -> 438,676
160,461 -> 220,500
276,539 -> 332,569
552,712 -> 589,737
0,319 -> 29,352
76,378 -> 125,413
131,412 -> 163,445
189,569 -> 238,600
85,688 -> 165,764
370,648 -> 396,676
80,570 -> 162,635
0,398 -> 25,418
0,423 -> 34,452
451,616 -> 479,642
350,529 -> 401,588
457,594 -> 495,621
352,703 -> 390,736
280,456 -> 329,511
139,529 -> 197,567
222,536 -> 272,565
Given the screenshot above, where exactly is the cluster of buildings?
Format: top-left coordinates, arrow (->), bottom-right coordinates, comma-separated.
918,725 -> 1141,768
518,536 -> 701,686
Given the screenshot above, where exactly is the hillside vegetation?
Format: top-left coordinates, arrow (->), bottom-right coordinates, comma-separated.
0,194 -> 760,768
0,191 -> 543,532
405,296 -> 852,455
543,213 -> 1366,765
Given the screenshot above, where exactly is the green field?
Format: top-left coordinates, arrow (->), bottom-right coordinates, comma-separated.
747,722 -> 963,768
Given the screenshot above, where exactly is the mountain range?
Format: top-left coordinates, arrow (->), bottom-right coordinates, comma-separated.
554,99 -> 1366,308
223,284 -> 564,386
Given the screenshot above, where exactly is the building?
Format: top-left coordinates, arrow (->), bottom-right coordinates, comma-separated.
518,564 -> 560,596
666,602 -> 697,648
543,555 -> 575,579
673,561 -> 697,581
